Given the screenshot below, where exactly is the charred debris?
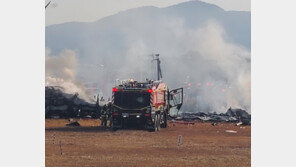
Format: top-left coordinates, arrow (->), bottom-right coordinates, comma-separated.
46,86 -> 251,125
45,86 -> 101,118
175,107 -> 251,125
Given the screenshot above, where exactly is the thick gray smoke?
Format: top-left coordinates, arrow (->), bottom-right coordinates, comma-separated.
45,49 -> 94,102
46,18 -> 250,113
166,20 -> 251,113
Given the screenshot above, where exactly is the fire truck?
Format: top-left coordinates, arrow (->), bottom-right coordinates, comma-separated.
110,54 -> 183,131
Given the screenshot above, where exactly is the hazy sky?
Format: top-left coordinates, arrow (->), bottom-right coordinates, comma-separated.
46,0 -> 250,26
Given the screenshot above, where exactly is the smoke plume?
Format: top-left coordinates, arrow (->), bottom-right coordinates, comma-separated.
46,18 -> 250,113
45,49 -> 94,102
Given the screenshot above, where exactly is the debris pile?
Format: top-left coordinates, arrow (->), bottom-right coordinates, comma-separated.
45,86 -> 100,118
226,108 -> 251,125
177,107 -> 251,125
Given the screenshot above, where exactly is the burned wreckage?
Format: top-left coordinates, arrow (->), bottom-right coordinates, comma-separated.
177,107 -> 251,125
45,86 -> 101,118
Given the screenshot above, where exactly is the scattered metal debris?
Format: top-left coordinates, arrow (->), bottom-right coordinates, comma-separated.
225,130 -> 237,133
211,122 -> 218,126
66,121 -> 80,127
176,107 -> 251,125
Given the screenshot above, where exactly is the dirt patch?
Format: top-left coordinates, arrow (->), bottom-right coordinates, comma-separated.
45,119 -> 250,167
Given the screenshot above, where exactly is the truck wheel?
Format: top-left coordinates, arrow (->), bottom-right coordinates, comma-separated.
110,119 -> 117,131
111,126 -> 117,131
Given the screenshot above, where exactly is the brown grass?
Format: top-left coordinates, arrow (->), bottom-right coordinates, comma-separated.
45,119 -> 250,167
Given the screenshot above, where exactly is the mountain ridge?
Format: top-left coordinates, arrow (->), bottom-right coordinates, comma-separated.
46,0 -> 250,55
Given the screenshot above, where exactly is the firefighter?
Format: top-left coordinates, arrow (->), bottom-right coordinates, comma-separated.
106,101 -> 112,127
100,104 -> 108,128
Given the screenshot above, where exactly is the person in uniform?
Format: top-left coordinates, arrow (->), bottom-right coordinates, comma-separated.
100,104 -> 107,128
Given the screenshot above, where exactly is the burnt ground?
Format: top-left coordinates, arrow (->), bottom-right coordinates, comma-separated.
45,119 -> 251,167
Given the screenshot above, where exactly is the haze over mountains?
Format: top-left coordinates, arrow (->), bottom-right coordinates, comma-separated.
45,0 -> 251,113
46,1 -> 250,52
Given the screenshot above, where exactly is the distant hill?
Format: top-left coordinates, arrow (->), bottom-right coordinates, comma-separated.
46,0 -> 250,58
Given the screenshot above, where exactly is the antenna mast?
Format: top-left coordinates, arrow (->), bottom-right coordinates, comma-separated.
153,54 -> 162,80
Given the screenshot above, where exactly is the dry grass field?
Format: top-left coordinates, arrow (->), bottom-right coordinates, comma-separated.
45,119 -> 250,167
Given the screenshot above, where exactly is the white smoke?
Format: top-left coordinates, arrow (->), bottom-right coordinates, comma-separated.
104,19 -> 251,113
47,17 -> 251,113
180,20 -> 251,113
45,49 -> 94,102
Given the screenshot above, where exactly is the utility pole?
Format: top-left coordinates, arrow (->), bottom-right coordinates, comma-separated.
153,54 -> 162,80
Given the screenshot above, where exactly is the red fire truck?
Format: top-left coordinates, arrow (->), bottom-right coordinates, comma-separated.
110,55 -> 183,131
